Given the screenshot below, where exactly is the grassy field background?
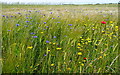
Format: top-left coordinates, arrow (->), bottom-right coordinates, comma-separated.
2,4 -> 119,73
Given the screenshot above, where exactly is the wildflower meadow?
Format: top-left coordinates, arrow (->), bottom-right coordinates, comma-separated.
1,4 -> 119,73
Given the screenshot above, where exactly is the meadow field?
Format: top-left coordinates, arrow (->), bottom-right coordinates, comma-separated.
1,4 -> 119,73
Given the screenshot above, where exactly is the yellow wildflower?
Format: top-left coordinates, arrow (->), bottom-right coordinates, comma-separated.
58,69 -> 61,71
115,26 -> 118,29
80,49 -> 83,51
99,56 -> 102,59
81,39 -> 84,40
64,62 -> 66,64
48,50 -> 50,52
104,54 -> 106,56
77,47 -> 81,49
30,66 -> 32,68
77,43 -> 80,46
53,43 -> 56,45
82,60 -> 86,62
81,63 -> 84,66
56,48 -> 62,50
77,52 -> 82,55
86,38 -> 90,41
51,64 -> 54,66
40,32 -> 44,34
27,46 -> 33,49
75,20 -> 78,21
67,68 -> 71,70
100,51 -> 103,54
49,42 -> 52,44
110,21 -> 113,23
102,31 -> 105,33
80,37 -> 82,38
88,41 -> 92,43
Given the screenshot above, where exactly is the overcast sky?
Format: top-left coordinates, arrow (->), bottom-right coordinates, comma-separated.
1,0 -> 120,4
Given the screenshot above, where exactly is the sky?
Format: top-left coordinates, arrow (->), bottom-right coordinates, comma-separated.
1,0 -> 120,4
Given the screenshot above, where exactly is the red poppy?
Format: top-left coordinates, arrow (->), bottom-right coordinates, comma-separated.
57,45 -> 60,47
83,57 -> 87,60
101,21 -> 106,24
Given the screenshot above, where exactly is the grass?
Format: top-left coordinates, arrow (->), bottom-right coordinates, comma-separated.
1,4 -> 119,73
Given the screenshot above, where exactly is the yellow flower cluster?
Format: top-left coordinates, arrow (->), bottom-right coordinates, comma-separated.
27,46 -> 33,49
77,52 -> 82,55
51,64 -> 54,66
56,48 -> 62,50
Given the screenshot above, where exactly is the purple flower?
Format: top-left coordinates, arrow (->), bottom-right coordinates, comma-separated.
6,16 -> 9,18
58,16 -> 60,17
18,12 -> 21,14
10,16 -> 13,17
26,21 -> 30,23
52,18 -> 55,19
8,30 -> 11,31
46,40 -> 50,43
16,24 -> 20,26
44,22 -> 46,24
30,32 -> 35,34
57,22 -> 60,23
24,25 -> 28,27
68,24 -> 72,26
26,17 -> 29,19
33,36 -> 38,38
28,10 -> 32,13
53,36 -> 56,38
46,26 -> 49,28
44,54 -> 47,56
50,12 -> 52,14
2,15 -> 5,17
70,27 -> 73,29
